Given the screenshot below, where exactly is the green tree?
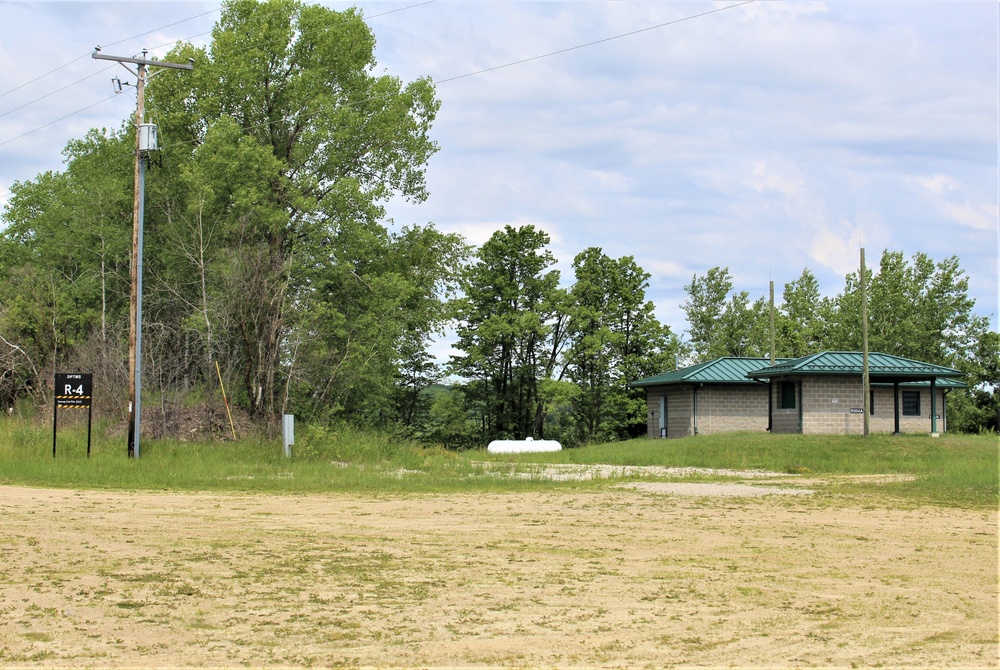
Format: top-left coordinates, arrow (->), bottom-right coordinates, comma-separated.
824,251 -> 988,366
0,129 -> 133,406
450,225 -> 562,440
682,267 -> 767,361
146,0 -> 441,422
947,330 -> 1000,433
775,268 -> 823,358
565,248 -> 679,443
1,0 -> 451,436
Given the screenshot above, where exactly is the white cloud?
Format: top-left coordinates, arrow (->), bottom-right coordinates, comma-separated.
915,175 -> 998,233
808,212 -> 889,278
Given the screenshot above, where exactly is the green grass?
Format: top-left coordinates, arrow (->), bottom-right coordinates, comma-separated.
506,431 -> 999,508
1,419 -> 996,508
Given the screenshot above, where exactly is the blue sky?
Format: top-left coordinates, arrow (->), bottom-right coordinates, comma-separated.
1,1 -> 997,359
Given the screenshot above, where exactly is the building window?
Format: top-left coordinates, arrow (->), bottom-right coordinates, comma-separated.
902,391 -> 920,416
870,390 -> 875,415
780,381 -> 796,409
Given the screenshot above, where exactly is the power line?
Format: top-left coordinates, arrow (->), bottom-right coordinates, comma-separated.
0,1 -> 438,144
367,1 -> 437,19
0,6 -> 220,100
0,1 -> 424,101
0,65 -> 117,119
0,94 -> 120,149
101,6 -> 221,51
437,0 -> 755,84
0,53 -> 92,101
0,1 -> 750,162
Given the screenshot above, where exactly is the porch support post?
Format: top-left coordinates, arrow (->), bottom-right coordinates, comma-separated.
767,380 -> 773,432
893,382 -> 900,435
930,378 -> 938,435
797,381 -> 803,434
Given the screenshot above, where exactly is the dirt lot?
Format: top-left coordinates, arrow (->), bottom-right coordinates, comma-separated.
0,482 -> 996,668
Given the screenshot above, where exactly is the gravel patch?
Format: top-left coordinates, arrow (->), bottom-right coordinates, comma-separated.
621,481 -> 814,497
474,462 -> 793,481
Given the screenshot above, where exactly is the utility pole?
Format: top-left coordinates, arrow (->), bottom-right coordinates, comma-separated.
860,248 -> 870,437
769,280 -> 775,366
92,48 -> 193,458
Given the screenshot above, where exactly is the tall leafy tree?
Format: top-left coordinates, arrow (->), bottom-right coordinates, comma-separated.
682,267 -> 767,362
450,225 -> 561,440
775,268 -> 824,358
143,0 -> 441,421
824,251 -> 989,366
2,0 -> 451,434
565,248 -> 679,442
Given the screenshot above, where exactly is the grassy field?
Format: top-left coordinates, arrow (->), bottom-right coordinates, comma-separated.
1,418 -> 996,508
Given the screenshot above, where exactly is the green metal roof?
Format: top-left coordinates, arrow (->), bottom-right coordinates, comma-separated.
630,357 -> 790,387
745,351 -> 965,381
871,379 -> 967,389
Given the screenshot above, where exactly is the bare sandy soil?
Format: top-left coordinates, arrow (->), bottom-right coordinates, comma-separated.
1,483 -> 996,668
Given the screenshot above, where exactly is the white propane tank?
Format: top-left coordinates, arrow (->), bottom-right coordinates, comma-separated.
487,436 -> 562,454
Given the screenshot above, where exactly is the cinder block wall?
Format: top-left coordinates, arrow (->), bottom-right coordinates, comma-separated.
695,385 -> 769,434
802,377 -> 948,435
645,388 -> 694,438
645,385 -> 767,438
647,380 -> 951,437
801,376 -> 865,434
870,386 -> 948,433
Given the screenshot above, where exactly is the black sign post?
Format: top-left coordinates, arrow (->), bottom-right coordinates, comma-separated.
53,373 -> 93,457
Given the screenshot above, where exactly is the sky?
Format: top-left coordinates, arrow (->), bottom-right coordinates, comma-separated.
1,1 -> 997,364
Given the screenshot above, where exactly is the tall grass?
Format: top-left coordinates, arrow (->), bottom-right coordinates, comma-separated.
1,418 -> 996,508
0,420 -> 549,494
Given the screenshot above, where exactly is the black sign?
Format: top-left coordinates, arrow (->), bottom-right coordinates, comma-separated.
55,373 -> 92,409
53,373 -> 94,458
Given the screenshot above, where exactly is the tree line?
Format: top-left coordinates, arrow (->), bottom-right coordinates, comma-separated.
1,0 -> 995,445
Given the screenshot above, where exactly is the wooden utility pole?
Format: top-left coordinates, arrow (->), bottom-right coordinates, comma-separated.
860,248 -> 870,437
769,280 -> 775,365
92,48 -> 193,458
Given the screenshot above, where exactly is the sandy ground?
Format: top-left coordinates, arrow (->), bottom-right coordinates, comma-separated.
0,482 -> 996,668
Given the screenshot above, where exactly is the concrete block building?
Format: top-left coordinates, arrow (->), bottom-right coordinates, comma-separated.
632,352 -> 965,438
745,352 -> 965,436
631,357 -> 786,438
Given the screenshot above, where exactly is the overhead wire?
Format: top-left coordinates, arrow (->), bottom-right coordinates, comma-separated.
0,94 -> 122,150
0,5 -> 222,100
0,0 -> 427,102
437,0 -> 756,84
0,65 -> 117,119
0,0 -> 438,149
0,0 -> 751,189
157,0 -> 753,152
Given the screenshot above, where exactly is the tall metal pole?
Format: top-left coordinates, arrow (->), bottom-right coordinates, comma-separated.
860,248 -> 870,437
92,49 -> 193,458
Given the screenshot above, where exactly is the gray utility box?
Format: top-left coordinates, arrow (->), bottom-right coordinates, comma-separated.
138,124 -> 158,152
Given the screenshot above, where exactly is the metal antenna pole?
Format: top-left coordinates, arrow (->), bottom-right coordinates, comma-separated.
92,48 -> 193,458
